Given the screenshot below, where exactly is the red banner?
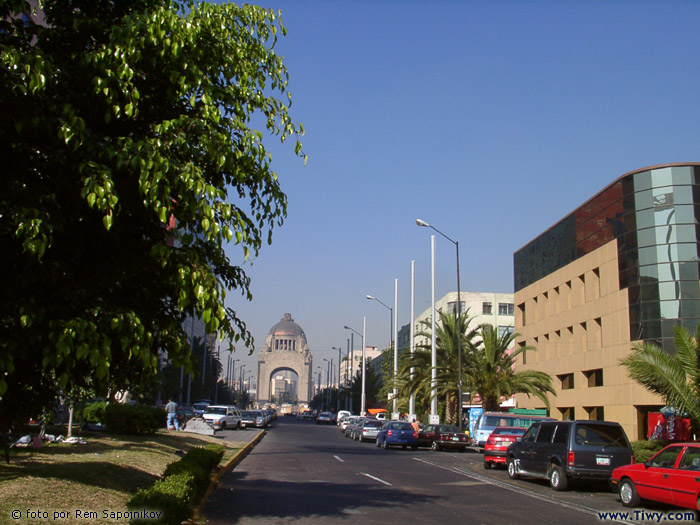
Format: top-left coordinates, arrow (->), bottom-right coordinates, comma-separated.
647,412 -> 691,441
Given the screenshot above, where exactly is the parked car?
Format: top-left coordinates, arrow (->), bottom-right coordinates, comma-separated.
344,417 -> 362,437
506,420 -> 634,491
337,410 -> 351,425
417,424 -> 471,452
474,411 -> 555,447
376,421 -> 418,450
484,427 -> 526,469
316,412 -> 334,425
176,406 -> 195,428
611,443 -> 700,512
241,410 -> 267,428
202,405 -> 242,430
192,401 -> 211,417
352,419 -> 384,442
340,415 -> 359,432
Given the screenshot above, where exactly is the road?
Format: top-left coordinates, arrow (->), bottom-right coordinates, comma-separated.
203,418 -> 685,524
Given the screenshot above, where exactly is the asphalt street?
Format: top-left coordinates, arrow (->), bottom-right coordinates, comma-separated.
200,417 -> 684,524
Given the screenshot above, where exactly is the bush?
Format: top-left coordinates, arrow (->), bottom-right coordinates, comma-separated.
104,403 -> 166,435
128,472 -> 196,525
127,444 -> 225,524
632,440 -> 668,463
83,401 -> 107,424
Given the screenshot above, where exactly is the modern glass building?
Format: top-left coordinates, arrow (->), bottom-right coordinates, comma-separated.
513,163 -> 700,439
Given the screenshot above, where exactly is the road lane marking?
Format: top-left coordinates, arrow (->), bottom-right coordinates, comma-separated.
333,455 -> 345,463
412,457 -> 634,525
361,472 -> 392,486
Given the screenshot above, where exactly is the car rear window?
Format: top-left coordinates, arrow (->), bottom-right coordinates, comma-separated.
365,421 -> 383,428
574,424 -> 628,447
394,422 -> 414,430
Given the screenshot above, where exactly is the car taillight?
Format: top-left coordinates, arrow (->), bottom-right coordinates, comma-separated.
387,430 -> 393,436
568,451 -> 575,466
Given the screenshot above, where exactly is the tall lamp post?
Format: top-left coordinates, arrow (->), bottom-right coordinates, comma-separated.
332,346 -> 342,412
367,282 -> 399,418
344,319 -> 366,415
416,218 -> 464,431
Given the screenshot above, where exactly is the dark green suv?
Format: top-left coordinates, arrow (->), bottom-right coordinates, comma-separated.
506,420 -> 634,490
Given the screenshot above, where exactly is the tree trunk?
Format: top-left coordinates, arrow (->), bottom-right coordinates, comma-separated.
67,401 -> 74,438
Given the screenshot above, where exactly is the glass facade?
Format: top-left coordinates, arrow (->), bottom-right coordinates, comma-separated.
514,164 -> 700,350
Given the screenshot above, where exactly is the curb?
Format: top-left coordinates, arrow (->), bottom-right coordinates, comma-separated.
190,429 -> 266,523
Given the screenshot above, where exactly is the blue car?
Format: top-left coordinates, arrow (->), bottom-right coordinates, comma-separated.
376,421 -> 418,450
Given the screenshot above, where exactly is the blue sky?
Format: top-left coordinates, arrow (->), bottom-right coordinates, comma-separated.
222,0 -> 700,379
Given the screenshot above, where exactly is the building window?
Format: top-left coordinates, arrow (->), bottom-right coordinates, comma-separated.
584,368 -> 603,387
448,301 -> 465,315
585,406 -> 605,420
482,302 -> 492,315
498,303 -> 514,315
559,407 -> 575,421
498,325 -> 514,337
557,373 -> 574,390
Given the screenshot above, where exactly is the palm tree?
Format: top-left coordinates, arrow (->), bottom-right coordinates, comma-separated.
399,309 -> 479,424
465,324 -> 555,412
621,325 -> 700,434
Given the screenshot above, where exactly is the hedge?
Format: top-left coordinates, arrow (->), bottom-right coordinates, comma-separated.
631,440 -> 668,463
104,403 -> 166,435
127,444 -> 224,525
83,401 -> 107,424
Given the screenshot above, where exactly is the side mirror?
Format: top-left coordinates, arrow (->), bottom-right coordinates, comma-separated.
516,437 -> 522,442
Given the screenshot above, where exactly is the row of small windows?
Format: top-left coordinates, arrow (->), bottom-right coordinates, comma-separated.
558,406 -> 604,421
482,302 -> 514,315
519,318 -> 603,364
557,368 -> 603,390
518,270 -> 601,326
274,339 -> 297,351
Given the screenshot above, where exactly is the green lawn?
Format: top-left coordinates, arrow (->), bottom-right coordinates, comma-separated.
0,430 -> 241,524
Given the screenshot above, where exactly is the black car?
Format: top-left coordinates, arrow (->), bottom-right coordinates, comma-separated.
506,420 -> 634,491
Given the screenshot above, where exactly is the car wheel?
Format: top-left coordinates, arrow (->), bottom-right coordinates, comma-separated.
402,445 -> 407,450
382,439 -> 389,450
507,457 -> 519,479
220,422 -> 226,430
549,464 -> 568,491
619,479 -> 640,507
484,459 -> 492,469
431,441 -> 441,452
376,439 -> 381,448
411,444 -> 418,451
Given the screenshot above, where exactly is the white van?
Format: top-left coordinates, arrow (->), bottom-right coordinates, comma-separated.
336,410 -> 351,425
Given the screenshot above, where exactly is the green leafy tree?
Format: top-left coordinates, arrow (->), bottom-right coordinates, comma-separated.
400,310 -> 479,424
621,325 -> 700,434
466,324 -> 555,411
0,0 -> 304,436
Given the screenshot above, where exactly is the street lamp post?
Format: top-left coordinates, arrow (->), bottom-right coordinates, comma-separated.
416,218 -> 464,431
344,320 -> 366,415
367,287 -> 399,418
332,346 -> 342,412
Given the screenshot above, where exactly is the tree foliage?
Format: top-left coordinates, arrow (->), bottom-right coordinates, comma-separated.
621,326 -> 700,434
0,0 -> 304,432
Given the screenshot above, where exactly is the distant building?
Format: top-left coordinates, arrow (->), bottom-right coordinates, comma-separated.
513,163 -> 700,440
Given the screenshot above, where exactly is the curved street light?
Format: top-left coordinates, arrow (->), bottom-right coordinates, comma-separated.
416,218 -> 464,431
344,320 -> 366,415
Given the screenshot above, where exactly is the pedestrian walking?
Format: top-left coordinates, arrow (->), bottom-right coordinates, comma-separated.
165,398 -> 179,430
411,418 -> 420,433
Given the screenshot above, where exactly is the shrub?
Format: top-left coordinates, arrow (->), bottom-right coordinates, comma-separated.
127,444 -> 224,524
104,403 -> 166,435
632,440 -> 668,463
83,401 -> 108,424
128,472 -> 196,525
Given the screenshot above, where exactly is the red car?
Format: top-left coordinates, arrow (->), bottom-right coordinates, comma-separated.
417,424 -> 471,452
484,426 -> 526,469
611,443 -> 700,511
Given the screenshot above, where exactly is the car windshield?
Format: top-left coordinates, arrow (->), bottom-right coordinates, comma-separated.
574,424 -> 628,447
241,411 -> 254,417
205,407 -> 226,415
